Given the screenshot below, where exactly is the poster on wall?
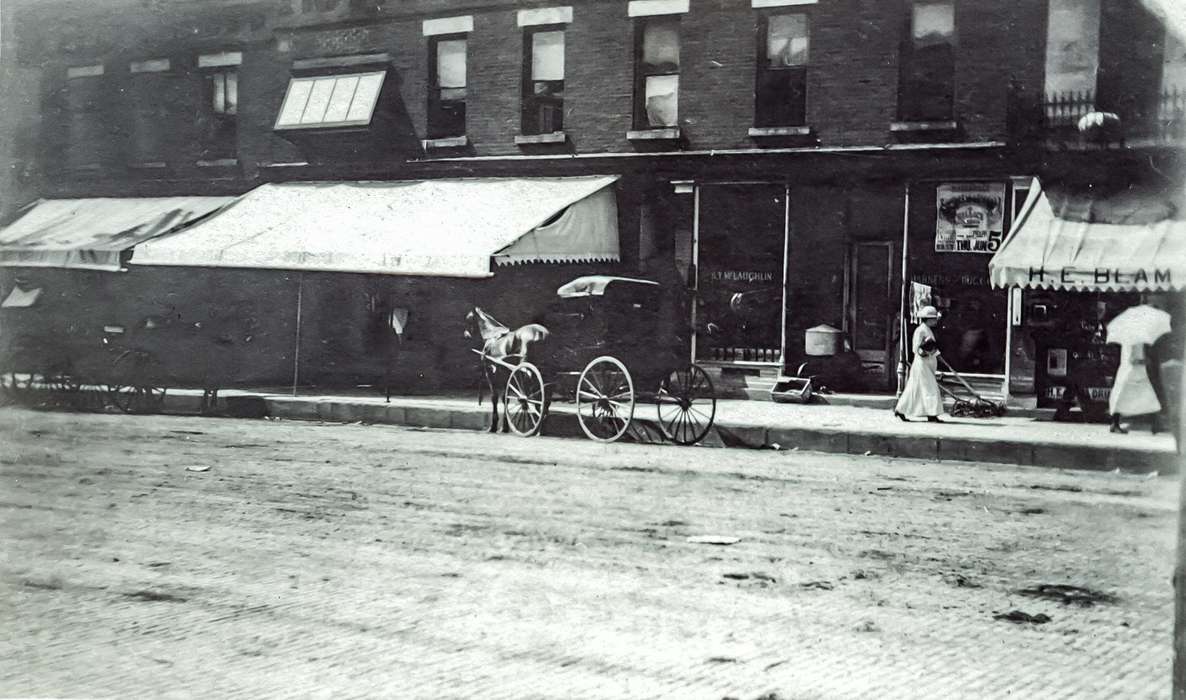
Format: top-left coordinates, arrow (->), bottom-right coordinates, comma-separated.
909,282 -> 932,323
935,183 -> 1006,254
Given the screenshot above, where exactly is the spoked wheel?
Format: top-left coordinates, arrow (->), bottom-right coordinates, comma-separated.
0,371 -> 37,406
576,356 -> 634,442
107,350 -> 167,414
46,365 -> 88,410
656,365 -> 717,445
504,362 -> 548,437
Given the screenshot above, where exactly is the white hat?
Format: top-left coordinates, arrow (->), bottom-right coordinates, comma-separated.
918,305 -> 941,319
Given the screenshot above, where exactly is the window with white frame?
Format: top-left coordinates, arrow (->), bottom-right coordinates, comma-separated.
898,0 -> 956,122
428,36 -> 467,138
522,28 -> 566,135
755,13 -> 809,127
635,16 -> 680,129
273,71 -> 385,130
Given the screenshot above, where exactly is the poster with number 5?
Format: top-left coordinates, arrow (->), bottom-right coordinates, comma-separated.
935,183 -> 1006,254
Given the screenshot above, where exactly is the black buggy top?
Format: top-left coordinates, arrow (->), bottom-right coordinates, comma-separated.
481,275 -> 715,444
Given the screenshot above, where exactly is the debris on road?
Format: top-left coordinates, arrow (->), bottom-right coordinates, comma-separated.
722,572 -> 777,582
853,620 -> 879,633
993,610 -> 1052,624
944,573 -> 982,589
185,465 -> 211,472
687,535 -> 741,545
799,580 -> 834,591
1017,584 -> 1117,607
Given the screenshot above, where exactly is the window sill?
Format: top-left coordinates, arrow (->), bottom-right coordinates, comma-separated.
748,126 -> 813,138
422,135 -> 470,150
514,132 -> 567,146
889,120 -> 959,133
626,127 -> 681,141
197,158 -> 239,168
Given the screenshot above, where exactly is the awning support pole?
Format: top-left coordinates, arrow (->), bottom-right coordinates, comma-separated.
292,273 -> 304,397
896,182 -> 911,396
1173,289 -> 1186,699
780,183 -> 791,372
690,184 -> 701,364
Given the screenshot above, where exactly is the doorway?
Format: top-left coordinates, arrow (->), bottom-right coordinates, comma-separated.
846,241 -> 895,390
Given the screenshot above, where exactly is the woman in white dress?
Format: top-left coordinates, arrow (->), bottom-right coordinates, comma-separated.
1108,342 -> 1161,434
894,305 -> 944,423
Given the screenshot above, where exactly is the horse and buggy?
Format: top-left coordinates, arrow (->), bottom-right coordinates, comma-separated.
466,276 -> 717,444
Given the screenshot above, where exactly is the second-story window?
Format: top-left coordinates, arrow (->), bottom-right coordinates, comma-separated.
198,54 -> 240,161
522,28 -> 565,135
61,65 -> 107,170
127,59 -> 173,165
428,35 -> 467,139
755,13 -> 809,127
899,0 -> 956,122
634,16 -> 680,129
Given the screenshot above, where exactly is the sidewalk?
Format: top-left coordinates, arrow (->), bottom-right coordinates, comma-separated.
160,387 -> 1179,475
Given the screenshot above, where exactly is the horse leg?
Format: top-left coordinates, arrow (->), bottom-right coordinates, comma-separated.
486,368 -> 500,433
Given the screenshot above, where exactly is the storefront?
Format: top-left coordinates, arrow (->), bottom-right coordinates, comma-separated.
989,177 -> 1186,418
898,179 -> 1030,393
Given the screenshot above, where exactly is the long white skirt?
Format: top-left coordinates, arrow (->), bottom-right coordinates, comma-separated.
896,353 -> 943,418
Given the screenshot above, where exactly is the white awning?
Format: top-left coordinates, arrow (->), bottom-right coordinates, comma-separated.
0,196 -> 235,271
989,178 -> 1186,291
132,176 -> 620,277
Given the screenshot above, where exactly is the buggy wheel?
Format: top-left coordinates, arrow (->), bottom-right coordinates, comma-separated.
0,371 -> 37,405
576,356 -> 634,442
656,365 -> 716,445
504,362 -> 547,437
107,350 -> 167,414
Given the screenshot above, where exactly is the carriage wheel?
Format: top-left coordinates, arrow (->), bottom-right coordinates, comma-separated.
504,362 -> 547,437
0,370 -> 37,406
576,356 -> 634,443
656,365 -> 717,445
107,350 -> 167,414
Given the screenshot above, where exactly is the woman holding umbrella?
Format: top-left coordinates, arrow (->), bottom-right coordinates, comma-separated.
895,305 -> 944,423
1106,302 -> 1172,434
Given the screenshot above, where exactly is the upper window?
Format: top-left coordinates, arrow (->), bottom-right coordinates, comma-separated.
274,71 -> 385,130
127,60 -> 174,165
755,13 -> 809,127
201,70 -> 238,159
428,36 -> 467,139
634,16 -> 680,129
61,67 -> 107,169
522,28 -> 566,135
899,0 -> 956,122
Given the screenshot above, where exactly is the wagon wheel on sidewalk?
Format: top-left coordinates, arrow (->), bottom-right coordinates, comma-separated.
576,355 -> 634,442
107,350 -> 167,414
504,362 -> 548,437
656,364 -> 716,445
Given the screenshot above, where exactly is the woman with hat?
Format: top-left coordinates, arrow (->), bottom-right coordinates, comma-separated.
895,305 -> 944,423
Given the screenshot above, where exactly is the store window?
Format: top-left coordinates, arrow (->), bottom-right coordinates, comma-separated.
428,36 -> 467,139
522,28 -> 565,135
755,13 -> 809,127
634,16 -> 680,129
899,0 -> 956,122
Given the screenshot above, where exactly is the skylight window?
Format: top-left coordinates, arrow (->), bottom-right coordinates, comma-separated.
274,71 -> 385,130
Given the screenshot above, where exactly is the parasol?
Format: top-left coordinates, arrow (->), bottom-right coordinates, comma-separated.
1106,304 -> 1172,347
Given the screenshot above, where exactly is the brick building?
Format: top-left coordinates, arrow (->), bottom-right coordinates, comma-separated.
0,0 -> 1182,400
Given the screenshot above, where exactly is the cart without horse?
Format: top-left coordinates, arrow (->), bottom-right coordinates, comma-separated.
470,276 -> 717,444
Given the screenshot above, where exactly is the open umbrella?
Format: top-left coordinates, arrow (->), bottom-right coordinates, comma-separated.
1106,304 -> 1172,346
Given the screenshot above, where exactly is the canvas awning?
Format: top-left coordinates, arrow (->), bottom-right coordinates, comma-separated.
132,176 -> 620,277
989,178 -> 1186,291
0,196 -> 235,271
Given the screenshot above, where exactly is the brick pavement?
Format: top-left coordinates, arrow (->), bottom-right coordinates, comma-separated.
0,407 -> 1177,698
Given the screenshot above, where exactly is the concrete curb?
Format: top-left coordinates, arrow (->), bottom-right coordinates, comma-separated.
239,394 -> 1176,475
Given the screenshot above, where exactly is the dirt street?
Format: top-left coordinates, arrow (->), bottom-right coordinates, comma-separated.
0,407 -> 1177,699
